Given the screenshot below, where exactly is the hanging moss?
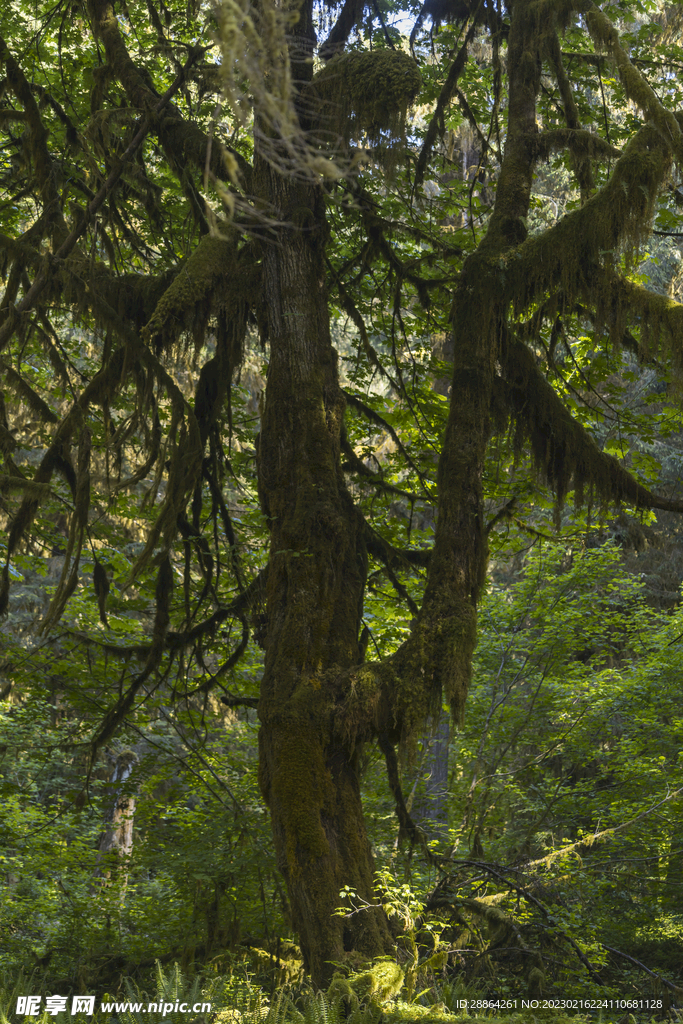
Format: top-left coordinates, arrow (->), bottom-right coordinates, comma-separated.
501,335 -> 683,517
310,50 -> 421,146
584,5 -> 683,166
494,121 -> 673,324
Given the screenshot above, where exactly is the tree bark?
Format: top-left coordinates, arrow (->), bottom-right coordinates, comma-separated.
411,711 -> 450,838
254,0 -> 546,983
255,160 -> 393,981
254,1 -> 392,983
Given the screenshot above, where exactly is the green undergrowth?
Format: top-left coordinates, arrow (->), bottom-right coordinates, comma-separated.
0,964 -> 660,1024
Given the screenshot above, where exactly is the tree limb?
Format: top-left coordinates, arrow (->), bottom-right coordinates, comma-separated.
88,0 -> 252,189
0,50 -> 202,354
501,334 -> 683,513
413,14 -> 481,188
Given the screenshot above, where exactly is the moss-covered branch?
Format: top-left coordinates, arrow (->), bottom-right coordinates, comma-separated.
309,51 -> 420,147
530,127 -> 620,162
501,120 -> 674,313
501,334 -> 683,513
88,0 -> 252,189
141,233 -> 259,350
413,17 -> 480,188
0,36 -> 67,243
607,275 -> 683,365
545,29 -> 595,199
579,1 -> 683,165
319,0 -> 366,60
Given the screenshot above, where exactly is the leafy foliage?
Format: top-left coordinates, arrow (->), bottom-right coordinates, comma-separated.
2,0 -> 683,1006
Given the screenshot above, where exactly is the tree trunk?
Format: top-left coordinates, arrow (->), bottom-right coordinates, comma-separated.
92,750 -> 138,896
255,162 -> 393,980
254,0 -> 543,985
411,711 -> 450,838
253,5 -> 392,975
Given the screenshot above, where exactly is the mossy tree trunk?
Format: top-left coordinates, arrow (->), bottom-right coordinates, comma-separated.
254,164 -> 394,980
253,1 -> 393,985
253,0 -> 543,983
398,0 -> 540,726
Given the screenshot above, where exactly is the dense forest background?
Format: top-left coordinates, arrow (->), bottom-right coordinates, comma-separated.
1,0 -> 683,1018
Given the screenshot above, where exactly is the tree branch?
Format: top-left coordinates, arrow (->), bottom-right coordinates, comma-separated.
501,118 -> 677,311
501,334 -> 683,513
413,14 -> 481,188
88,0 -> 252,189
579,1 -> 683,165
319,0 -> 366,59
342,390 -> 433,497
0,50 -> 202,354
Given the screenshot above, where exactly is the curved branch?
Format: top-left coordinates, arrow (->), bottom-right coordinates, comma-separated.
319,0 -> 366,60
0,52 -> 200,354
341,434 -> 420,503
63,567 -> 267,657
579,1 -> 683,165
363,518 -> 431,569
377,732 -> 440,864
343,390 -> 433,497
503,118 -> 676,311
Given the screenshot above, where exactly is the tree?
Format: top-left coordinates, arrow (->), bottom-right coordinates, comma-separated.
3,0 -> 683,987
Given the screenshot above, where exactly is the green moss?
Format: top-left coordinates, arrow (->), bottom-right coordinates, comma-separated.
527,965 -> 545,996
269,730 -> 335,869
351,960 -> 405,1001
311,50 -> 421,145
240,946 -> 304,985
141,234 -> 237,348
327,960 -> 404,1012
585,6 -> 683,165
496,121 -> 671,315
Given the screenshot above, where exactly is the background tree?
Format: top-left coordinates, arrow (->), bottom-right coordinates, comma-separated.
2,0 -> 683,994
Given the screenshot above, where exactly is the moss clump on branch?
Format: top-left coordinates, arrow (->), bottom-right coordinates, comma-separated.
311,50 -> 421,145
141,234 -> 239,350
